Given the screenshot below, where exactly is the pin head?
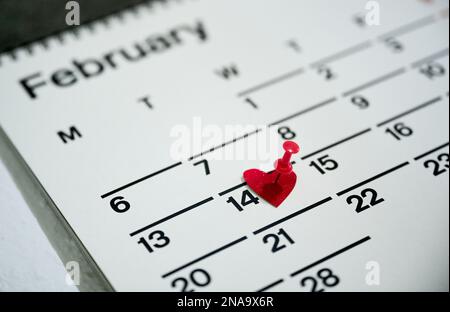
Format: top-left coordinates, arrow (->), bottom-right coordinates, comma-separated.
283,141 -> 300,155
275,141 -> 300,174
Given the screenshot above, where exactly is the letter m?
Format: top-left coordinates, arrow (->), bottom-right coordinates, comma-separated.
58,126 -> 82,144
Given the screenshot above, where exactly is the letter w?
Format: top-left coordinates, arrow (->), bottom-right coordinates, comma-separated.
215,64 -> 239,80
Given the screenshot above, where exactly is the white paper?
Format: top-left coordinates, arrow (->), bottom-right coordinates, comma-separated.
0,0 -> 448,291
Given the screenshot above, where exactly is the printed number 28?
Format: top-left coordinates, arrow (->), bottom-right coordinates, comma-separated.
300,268 -> 340,292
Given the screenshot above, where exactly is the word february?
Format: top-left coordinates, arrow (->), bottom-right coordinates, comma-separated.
19,20 -> 208,99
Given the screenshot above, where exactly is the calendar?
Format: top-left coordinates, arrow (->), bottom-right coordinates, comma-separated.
0,0 -> 448,291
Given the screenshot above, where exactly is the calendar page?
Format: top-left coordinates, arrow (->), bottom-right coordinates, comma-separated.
0,0 -> 448,292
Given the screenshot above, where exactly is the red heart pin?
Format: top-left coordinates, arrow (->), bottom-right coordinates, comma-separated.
243,141 -> 299,208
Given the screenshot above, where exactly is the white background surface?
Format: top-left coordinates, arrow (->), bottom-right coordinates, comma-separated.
0,158 -> 77,292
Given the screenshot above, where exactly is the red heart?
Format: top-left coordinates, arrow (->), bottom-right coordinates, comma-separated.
243,168 -> 297,208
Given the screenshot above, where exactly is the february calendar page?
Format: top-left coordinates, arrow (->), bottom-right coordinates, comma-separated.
0,0 -> 448,292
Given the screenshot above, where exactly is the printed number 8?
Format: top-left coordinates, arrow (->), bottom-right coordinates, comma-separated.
278,126 -> 296,140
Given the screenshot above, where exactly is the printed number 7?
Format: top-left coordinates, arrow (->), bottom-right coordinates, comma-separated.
193,159 -> 210,175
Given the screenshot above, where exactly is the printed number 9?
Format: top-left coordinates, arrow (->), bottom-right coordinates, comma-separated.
351,95 -> 370,109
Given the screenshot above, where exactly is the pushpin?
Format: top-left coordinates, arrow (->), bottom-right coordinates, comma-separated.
243,141 -> 300,207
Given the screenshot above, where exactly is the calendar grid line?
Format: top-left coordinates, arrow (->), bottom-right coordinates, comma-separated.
342,67 -> 407,97
378,15 -> 436,40
268,97 -> 337,126
336,162 -> 410,196
129,196 -> 214,237
188,128 -> 263,161
309,41 -> 372,68
376,96 -> 442,127
411,47 -> 449,68
256,279 -> 285,292
161,236 -> 248,278
218,182 -> 247,197
414,142 -> 450,161
290,236 -> 372,277
101,161 -> 183,198
301,128 -> 372,160
237,66 -> 305,97
252,197 -> 333,235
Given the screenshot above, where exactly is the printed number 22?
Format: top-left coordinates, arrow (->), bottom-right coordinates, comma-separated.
346,188 -> 384,213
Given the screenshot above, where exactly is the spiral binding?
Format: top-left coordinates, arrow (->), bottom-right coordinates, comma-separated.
0,0 -> 191,67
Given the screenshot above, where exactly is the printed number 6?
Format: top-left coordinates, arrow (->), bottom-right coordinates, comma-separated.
110,196 -> 130,213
